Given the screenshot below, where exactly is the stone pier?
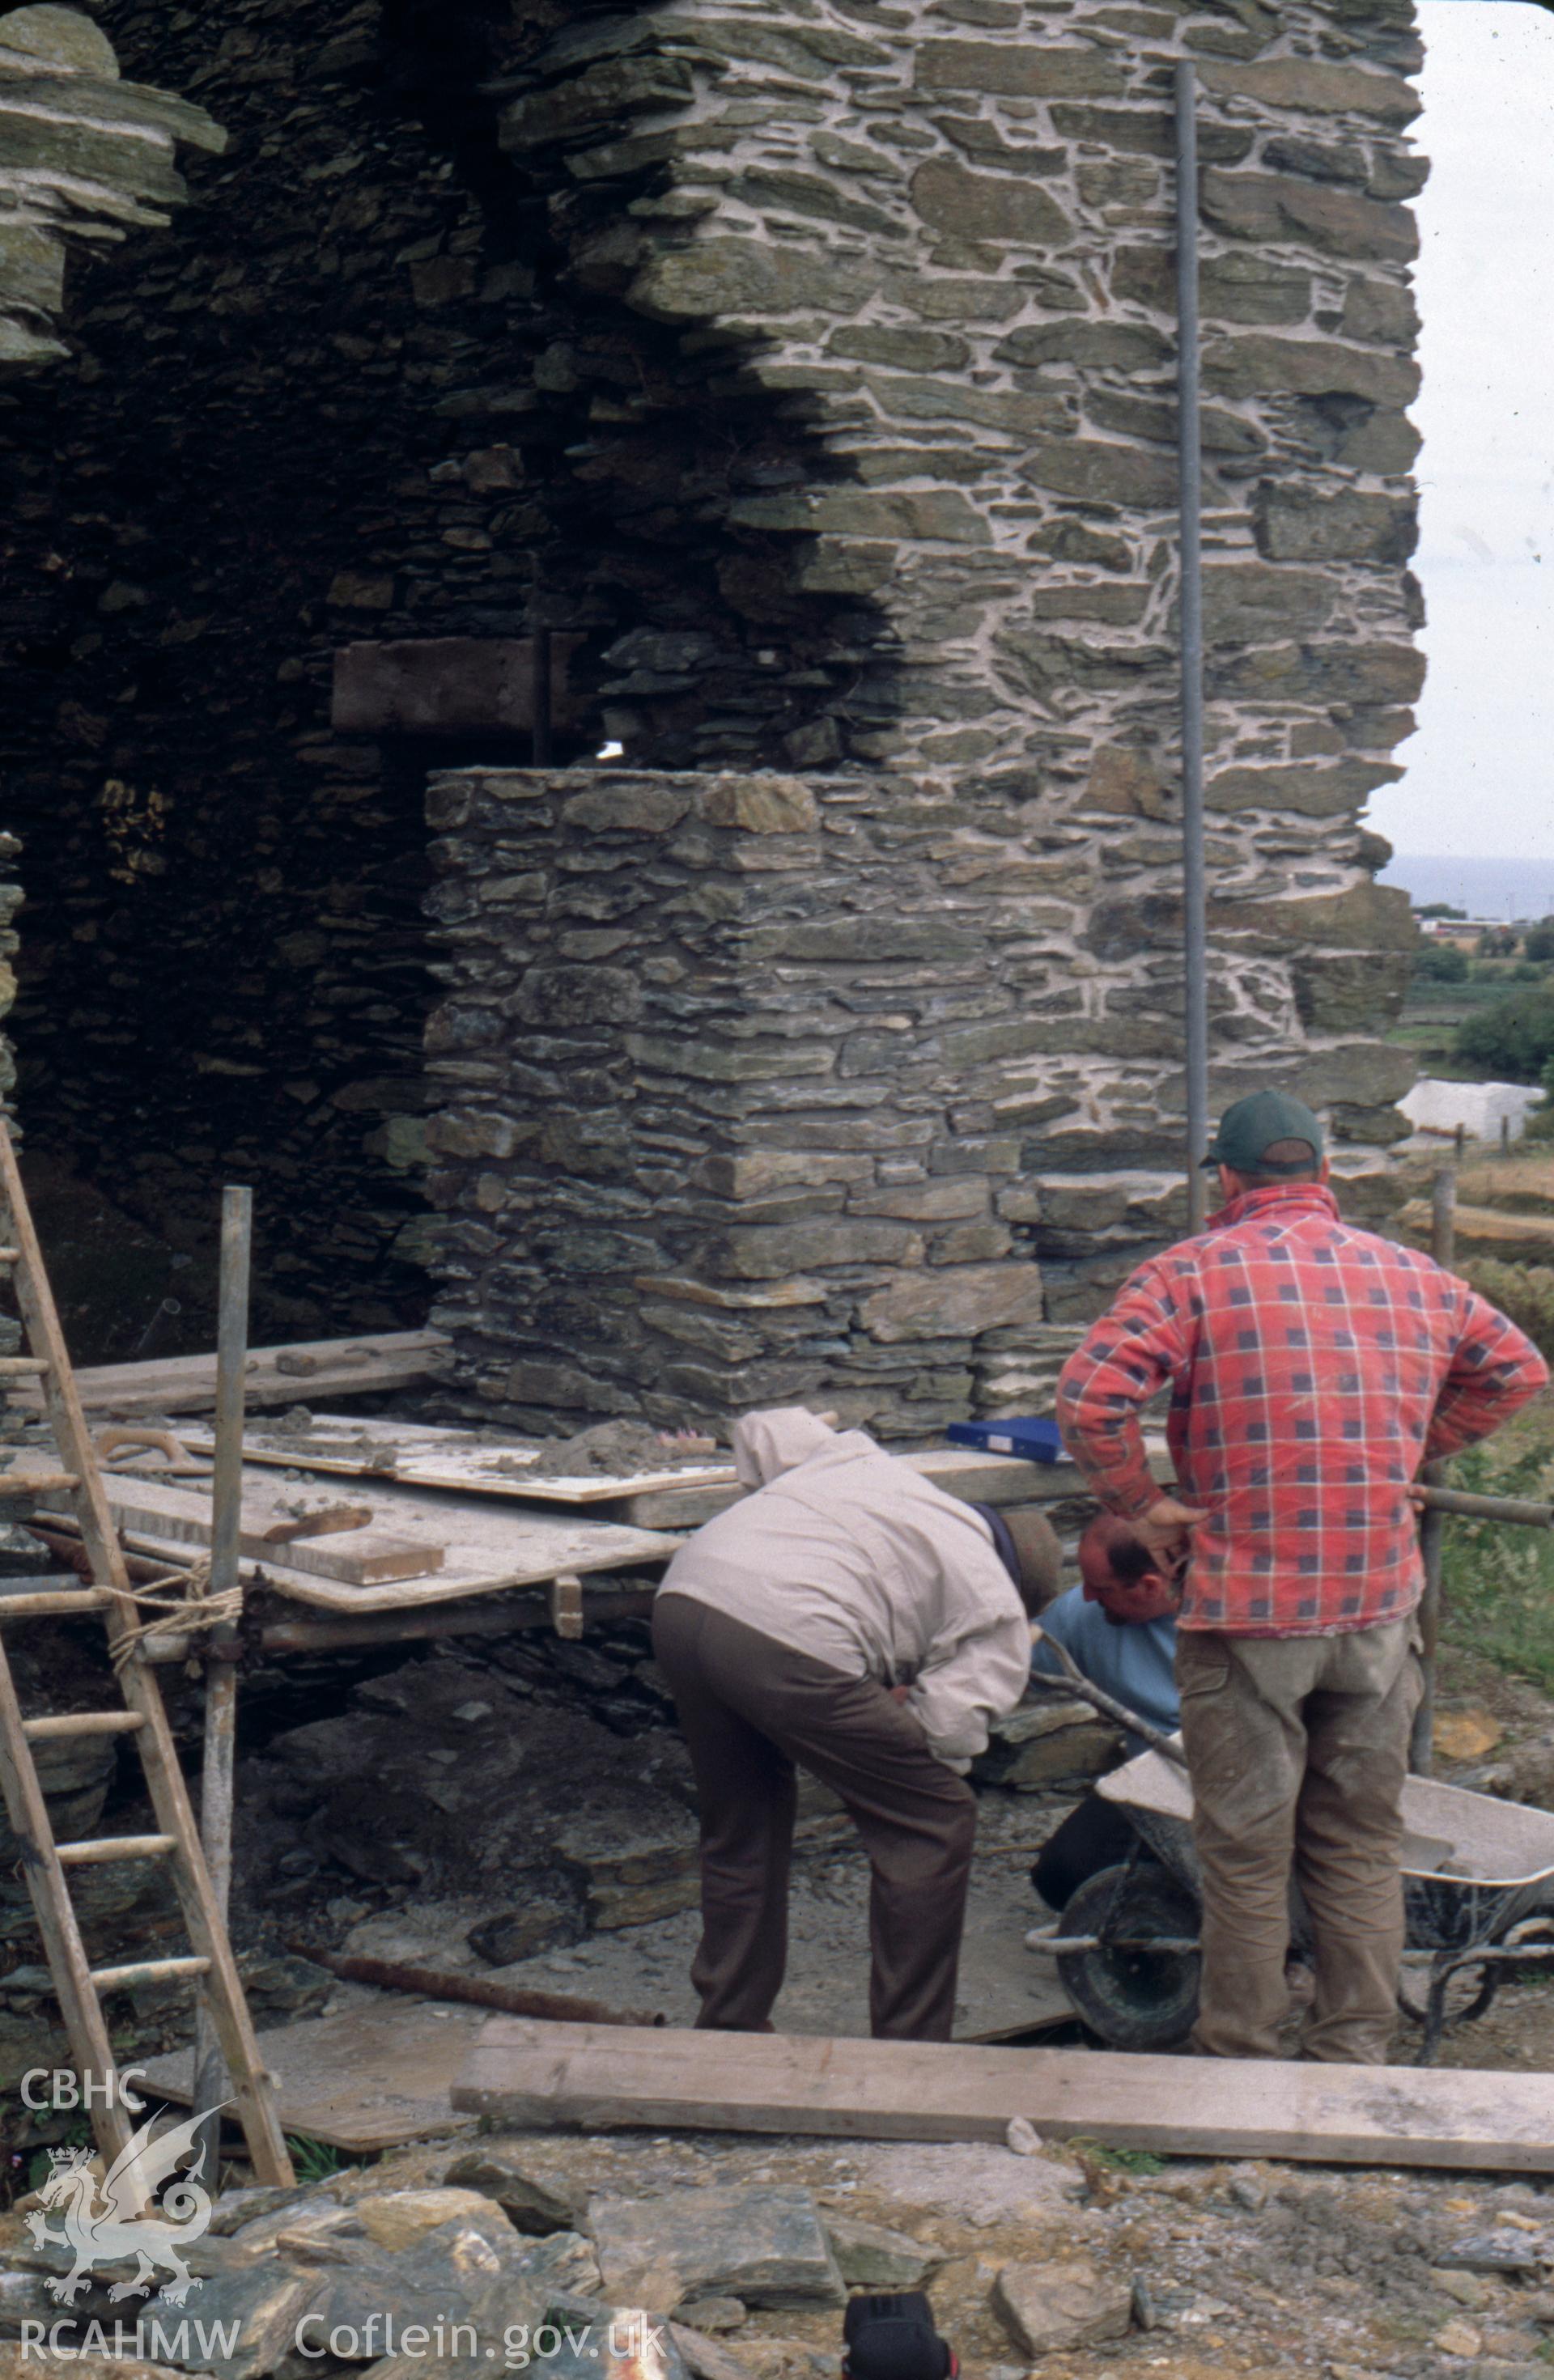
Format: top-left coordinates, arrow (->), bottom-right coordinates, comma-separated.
425,762 -> 1413,1434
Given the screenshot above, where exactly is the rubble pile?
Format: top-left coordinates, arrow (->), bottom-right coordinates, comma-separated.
7,2128 -> 1554,2380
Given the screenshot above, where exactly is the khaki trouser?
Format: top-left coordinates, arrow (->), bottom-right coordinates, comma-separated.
652,1593 -> 978,2040
1176,1618 -> 1422,2064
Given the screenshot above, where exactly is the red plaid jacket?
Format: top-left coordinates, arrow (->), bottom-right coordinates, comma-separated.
1056,1182 -> 1549,1635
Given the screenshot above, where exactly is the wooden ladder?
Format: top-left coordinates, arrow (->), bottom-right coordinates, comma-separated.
0,1120 -> 291,2187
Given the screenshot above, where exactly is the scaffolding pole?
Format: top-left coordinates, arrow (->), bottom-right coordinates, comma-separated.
191,1184 -> 251,2183
1176,59 -> 1209,1231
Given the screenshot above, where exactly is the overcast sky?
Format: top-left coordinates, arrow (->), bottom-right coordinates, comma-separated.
1364,0 -> 1554,866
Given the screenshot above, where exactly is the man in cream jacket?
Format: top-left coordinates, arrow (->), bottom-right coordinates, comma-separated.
653,1407 -> 1059,2039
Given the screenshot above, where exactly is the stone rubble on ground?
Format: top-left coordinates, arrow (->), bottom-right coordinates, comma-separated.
444,2149 -> 592,2238
1435,2232 -> 1550,2276
6,2130 -> 1554,2380
669,2322 -> 754,2380
590,2186 -> 847,2314
676,2297 -> 746,2335
990,2255 -> 1134,2355
819,2216 -> 940,2290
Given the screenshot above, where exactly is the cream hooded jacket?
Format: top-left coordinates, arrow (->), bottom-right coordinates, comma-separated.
657,1408 -> 1031,1770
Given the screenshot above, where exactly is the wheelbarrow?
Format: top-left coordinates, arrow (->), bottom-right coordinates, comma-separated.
1017,1466 -> 1554,2060
1030,1733 -> 1554,2062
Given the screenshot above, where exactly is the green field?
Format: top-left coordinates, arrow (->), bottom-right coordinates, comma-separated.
1438,1409 -> 1554,1694
1390,961 -> 1540,1080
1390,931 -> 1554,1684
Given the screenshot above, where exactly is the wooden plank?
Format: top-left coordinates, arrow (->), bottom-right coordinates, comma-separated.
614,1445 -> 1086,1529
257,1586 -> 657,1656
180,1415 -> 738,1507
142,2001 -> 486,2153
452,2019 -> 1554,2174
9,1330 -> 450,1417
331,634 -> 587,736
604,1442 -> 1173,1529
94,1476 -> 445,1587
45,1469 -> 682,1613
176,1419 -> 1146,1525
108,1526 -> 675,1615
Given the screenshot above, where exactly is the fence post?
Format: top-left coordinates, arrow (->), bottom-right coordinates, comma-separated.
1410,1162 -> 1458,1774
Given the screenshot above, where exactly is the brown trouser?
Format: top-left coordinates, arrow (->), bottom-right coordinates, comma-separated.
1177,1618 -> 1422,2064
652,1593 -> 978,2040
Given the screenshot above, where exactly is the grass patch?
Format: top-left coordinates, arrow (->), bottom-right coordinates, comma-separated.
287,2132 -> 346,2184
1461,1262 -> 1554,1362
1068,2138 -> 1166,2175
1438,1430 -> 1554,1694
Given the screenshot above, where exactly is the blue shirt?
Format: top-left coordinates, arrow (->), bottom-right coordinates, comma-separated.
1030,1585 -> 1179,1739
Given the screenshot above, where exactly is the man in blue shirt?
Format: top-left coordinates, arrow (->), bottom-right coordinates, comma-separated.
1031,1516 -> 1180,1742
1029,1515 -> 1181,1913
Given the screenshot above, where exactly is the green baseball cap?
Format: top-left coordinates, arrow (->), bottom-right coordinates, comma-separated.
1201,1088 -> 1324,1174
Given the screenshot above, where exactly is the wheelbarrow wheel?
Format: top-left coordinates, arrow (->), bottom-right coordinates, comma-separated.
1056,1863 -> 1202,2051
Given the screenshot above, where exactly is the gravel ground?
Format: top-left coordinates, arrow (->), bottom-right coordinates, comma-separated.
334,1786 -> 1077,2043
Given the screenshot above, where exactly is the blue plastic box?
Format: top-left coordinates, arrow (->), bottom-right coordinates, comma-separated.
945,1416 -> 1071,1465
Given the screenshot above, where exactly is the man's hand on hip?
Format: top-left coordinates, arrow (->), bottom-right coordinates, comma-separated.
1136,1495 -> 1208,1572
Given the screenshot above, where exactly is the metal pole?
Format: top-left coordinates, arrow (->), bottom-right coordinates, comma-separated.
1176,59 -> 1209,1231
1411,1162 -> 1457,1774
192,1185 -> 251,2186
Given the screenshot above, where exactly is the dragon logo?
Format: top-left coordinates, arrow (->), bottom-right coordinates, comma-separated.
24,2107 -> 218,2306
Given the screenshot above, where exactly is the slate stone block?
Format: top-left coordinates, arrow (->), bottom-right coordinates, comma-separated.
529,2306 -> 694,2380
991,2259 -> 1133,2356
146,2266 -> 326,2380
822,2215 -> 943,2288
590,2187 -> 847,2314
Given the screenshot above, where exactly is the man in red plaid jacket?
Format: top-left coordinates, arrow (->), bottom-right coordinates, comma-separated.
1056,1089 -> 1548,2063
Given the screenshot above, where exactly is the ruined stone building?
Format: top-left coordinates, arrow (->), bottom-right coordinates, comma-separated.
0,0 -> 1424,1435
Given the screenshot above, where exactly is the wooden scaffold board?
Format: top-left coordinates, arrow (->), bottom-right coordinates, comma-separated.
453,2018 -> 1554,2174
175,1416 -> 1125,1527
32,1465 -> 681,1614
180,1415 -> 741,1509
8,1330 -> 450,1417
143,2001 -> 486,2153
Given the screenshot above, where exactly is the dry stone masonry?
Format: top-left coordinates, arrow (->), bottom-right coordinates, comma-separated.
425,0 -> 1429,1431
0,3 -> 220,1160
0,3 -> 223,370
427,764 -> 1061,1432
0,0 -> 1426,1405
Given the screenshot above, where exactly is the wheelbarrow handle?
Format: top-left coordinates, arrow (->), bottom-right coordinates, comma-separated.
1414,1484 -> 1554,1529
1029,1623 -> 1190,1771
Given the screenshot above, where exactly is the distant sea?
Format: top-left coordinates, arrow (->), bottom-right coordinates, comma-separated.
1380,853 -> 1554,923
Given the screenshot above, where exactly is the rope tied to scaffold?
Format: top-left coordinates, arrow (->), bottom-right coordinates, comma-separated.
108,1555 -> 243,1676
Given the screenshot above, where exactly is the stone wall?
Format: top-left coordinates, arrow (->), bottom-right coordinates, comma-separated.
503,0 -> 1427,1050
2,0 -> 523,1342
0,3 -> 222,1182
503,0 -> 1428,817
1,0 -> 1424,1386
426,762 -> 1408,1435
0,0 -> 882,1347
422,0 -> 1430,1428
